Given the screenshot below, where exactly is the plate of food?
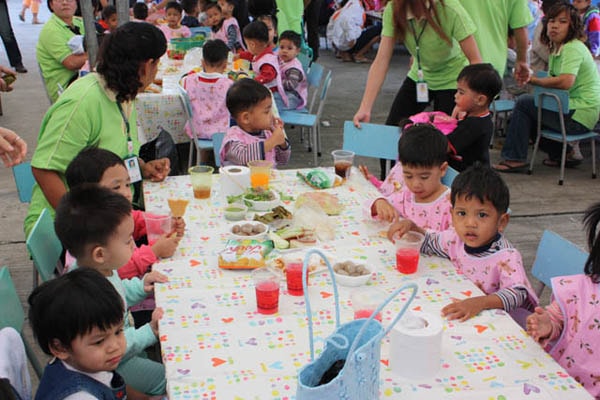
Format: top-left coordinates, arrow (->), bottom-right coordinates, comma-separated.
242,188 -> 280,211
229,221 -> 269,240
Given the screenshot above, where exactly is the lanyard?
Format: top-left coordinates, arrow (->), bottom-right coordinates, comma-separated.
116,102 -> 135,155
409,19 -> 428,80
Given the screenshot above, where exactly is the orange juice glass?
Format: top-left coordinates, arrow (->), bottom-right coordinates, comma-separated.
247,160 -> 273,189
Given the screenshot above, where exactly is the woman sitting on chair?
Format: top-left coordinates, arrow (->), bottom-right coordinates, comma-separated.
494,2 -> 600,173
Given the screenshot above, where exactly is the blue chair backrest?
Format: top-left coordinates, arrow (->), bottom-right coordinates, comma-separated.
441,166 -> 459,187
12,161 -> 35,203
189,26 -> 212,37
531,230 -> 587,291
0,267 -> 24,332
342,121 -> 400,161
306,62 -> 324,88
319,71 -> 332,102
26,208 -> 63,283
533,85 -> 570,115
212,132 -> 226,167
298,52 -> 311,73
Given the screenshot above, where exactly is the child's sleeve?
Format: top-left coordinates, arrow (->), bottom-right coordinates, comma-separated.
495,250 -> 539,308
182,25 -> 192,38
420,230 -> 451,259
587,15 -> 600,56
117,246 -> 156,279
124,324 -> 157,358
274,141 -> 291,167
120,276 -> 149,307
254,63 -> 277,85
132,210 -> 148,240
222,140 -> 264,165
282,67 -> 303,91
226,24 -> 239,50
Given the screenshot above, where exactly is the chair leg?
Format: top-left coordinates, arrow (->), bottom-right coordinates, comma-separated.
312,127 -> 318,166
316,124 -> 322,157
188,140 -> 195,169
528,133 -> 542,175
559,141 -> 567,185
592,138 -> 597,179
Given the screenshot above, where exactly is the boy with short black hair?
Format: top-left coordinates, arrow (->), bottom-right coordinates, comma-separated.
132,2 -> 148,22
181,0 -> 201,28
278,30 -> 308,110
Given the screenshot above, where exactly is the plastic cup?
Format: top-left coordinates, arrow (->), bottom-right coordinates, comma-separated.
394,231 -> 425,274
188,165 -> 214,199
144,214 -> 172,245
247,160 -> 273,189
350,288 -> 386,322
253,268 -> 281,315
285,259 -> 309,296
331,150 -> 355,180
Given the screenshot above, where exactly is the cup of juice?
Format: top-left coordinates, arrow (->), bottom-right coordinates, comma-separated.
253,268 -> 281,314
247,160 -> 273,189
143,214 -> 172,245
188,165 -> 214,199
350,288 -> 386,322
394,231 -> 425,274
331,150 -> 355,180
285,259 -> 308,296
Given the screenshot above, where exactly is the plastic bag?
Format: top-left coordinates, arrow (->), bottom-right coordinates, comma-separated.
294,198 -> 336,242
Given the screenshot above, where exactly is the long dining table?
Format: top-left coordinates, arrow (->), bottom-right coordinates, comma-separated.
144,168 -> 591,399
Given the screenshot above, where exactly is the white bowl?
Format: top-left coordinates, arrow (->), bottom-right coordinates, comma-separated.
224,203 -> 248,221
332,260 -> 373,287
229,221 -> 269,240
243,190 -> 280,211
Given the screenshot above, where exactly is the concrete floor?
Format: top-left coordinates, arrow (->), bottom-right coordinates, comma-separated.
1,0 -> 600,393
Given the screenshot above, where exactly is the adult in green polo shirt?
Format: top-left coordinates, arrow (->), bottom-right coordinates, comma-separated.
25,23 -> 170,247
353,0 -> 482,179
36,0 -> 87,103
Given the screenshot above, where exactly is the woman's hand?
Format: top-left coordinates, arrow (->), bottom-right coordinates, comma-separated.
142,158 -> 171,181
0,127 -> 27,167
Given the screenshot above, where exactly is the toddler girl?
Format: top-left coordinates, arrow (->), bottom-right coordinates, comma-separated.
159,1 -> 192,41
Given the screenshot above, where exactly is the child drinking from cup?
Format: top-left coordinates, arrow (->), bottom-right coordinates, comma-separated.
396,163 -> 538,325
220,78 -> 290,167
278,30 -> 308,110
159,1 -> 191,41
54,185 -> 168,396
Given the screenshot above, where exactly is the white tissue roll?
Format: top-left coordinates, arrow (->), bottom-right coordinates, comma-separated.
220,166 -> 251,198
389,311 -> 443,379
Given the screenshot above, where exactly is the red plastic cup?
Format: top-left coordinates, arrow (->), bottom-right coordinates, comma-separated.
285,260 -> 308,296
394,232 -> 424,274
253,268 -> 281,315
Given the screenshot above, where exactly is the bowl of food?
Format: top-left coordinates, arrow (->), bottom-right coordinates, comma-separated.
332,260 -> 373,287
224,203 -> 248,221
243,188 -> 280,211
229,221 -> 269,240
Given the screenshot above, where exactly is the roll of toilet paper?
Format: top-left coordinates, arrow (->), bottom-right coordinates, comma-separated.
389,311 -> 443,379
220,166 -> 250,198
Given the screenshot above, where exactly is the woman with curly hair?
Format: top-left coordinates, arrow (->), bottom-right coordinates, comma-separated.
25,22 -> 170,239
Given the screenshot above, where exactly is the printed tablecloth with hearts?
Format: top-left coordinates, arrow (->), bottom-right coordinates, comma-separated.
145,169 -> 591,399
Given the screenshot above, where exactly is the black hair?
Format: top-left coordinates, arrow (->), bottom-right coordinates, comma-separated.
541,2 -> 584,48
257,14 -> 278,43
133,2 -> 148,20
101,4 -> 116,20
181,0 -> 198,14
583,202 -> 600,283
65,147 -> 125,188
457,63 -> 502,104
541,0 -> 562,14
279,30 -> 301,48
202,39 -> 230,66
28,268 -> 124,355
96,22 -> 167,103
205,2 -> 221,12
165,0 -> 183,14
450,162 -> 510,214
54,184 -> 132,259
226,78 -> 271,118
398,124 -> 448,168
243,20 -> 269,43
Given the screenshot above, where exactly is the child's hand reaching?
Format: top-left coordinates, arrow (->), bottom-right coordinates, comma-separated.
386,219 -> 419,242
172,216 -> 186,237
143,270 -> 168,294
372,199 -> 398,222
526,306 -> 553,342
149,307 -> 164,337
359,165 -> 372,180
441,294 -> 503,322
151,231 -> 181,258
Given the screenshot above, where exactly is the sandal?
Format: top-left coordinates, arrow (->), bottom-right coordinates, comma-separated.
18,13 -> 24,22
492,161 -> 528,173
543,158 -> 582,168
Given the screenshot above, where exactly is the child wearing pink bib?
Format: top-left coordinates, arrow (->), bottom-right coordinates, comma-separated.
278,30 -> 308,110
159,1 -> 191,42
526,202 -> 600,398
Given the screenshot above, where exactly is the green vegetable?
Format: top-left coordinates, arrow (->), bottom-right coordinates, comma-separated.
275,226 -> 307,240
268,231 -> 289,249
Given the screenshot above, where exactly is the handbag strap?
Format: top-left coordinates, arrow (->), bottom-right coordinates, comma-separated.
302,249 -> 342,360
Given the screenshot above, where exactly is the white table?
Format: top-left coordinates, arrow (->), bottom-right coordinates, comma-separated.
145,169 -> 591,399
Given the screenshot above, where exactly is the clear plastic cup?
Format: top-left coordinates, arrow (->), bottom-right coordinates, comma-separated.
253,268 -> 281,314
394,231 -> 425,274
331,150 -> 355,179
143,214 -> 172,245
247,160 -> 273,189
351,287 -> 386,322
285,258 -> 308,296
188,165 -> 214,199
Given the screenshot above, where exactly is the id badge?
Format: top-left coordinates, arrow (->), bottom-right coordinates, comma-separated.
124,156 -> 142,183
416,81 -> 429,103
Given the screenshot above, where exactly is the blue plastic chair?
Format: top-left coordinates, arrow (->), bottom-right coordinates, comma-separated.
342,121 -> 400,176
528,86 -> 599,185
212,132 -> 226,168
280,71 -> 332,166
441,165 -> 459,187
531,230 -> 588,297
0,266 -> 44,378
26,208 -> 63,288
489,99 -> 515,148
12,161 -> 35,203
177,84 -> 216,168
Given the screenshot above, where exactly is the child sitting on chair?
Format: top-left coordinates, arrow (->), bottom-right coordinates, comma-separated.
368,124 -> 452,236
182,39 -> 233,161
220,78 -> 290,167
278,30 -> 308,110
29,268 -> 132,399
395,163 -> 539,325
526,201 -> 600,399
181,0 -> 201,28
53,185 -> 169,396
206,1 -> 244,51
159,1 -> 191,42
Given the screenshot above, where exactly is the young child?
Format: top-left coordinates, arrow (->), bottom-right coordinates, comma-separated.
573,0 -> 600,57
371,125 -> 452,238
181,0 -> 201,28
220,78 -> 290,167
526,201 -> 600,398
241,20 -> 288,110
97,5 -> 118,34
257,14 -> 278,49
182,39 -> 233,161
159,1 -> 192,42
132,2 -> 149,22
278,30 -> 308,110
29,268 -> 129,399
402,164 -> 539,325
53,185 -> 168,396
447,63 -> 502,171
207,1 -> 244,51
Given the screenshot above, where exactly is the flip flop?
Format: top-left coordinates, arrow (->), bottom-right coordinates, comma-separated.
18,13 -> 24,22
492,161 -> 527,173
543,158 -> 582,168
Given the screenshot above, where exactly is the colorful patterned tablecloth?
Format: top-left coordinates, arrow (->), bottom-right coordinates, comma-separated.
144,169 -> 591,399
136,92 -> 189,145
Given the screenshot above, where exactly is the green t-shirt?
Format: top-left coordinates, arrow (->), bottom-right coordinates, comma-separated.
276,0 -> 303,35
25,73 -> 140,237
548,39 -> 600,130
36,14 -> 85,103
382,0 -> 476,90
459,0 -> 533,75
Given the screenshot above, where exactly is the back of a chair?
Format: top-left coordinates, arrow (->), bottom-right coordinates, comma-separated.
531,230 -> 587,296
298,52 -> 312,72
26,208 -> 63,284
314,71 -> 332,119
533,86 -> 570,115
342,121 -> 400,161
12,161 -> 35,203
306,62 -> 324,88
441,166 -> 460,187
0,267 -> 24,333
212,132 -> 226,167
